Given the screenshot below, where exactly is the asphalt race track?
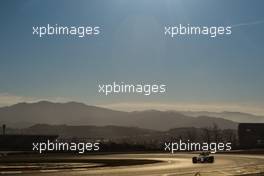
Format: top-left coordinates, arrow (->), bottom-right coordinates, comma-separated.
1,153 -> 264,176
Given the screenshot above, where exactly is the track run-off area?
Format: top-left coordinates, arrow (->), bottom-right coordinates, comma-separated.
1,153 -> 264,176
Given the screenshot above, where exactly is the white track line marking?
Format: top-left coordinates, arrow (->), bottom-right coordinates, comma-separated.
71,168 -> 88,171
40,169 -> 59,173
0,171 -> 23,174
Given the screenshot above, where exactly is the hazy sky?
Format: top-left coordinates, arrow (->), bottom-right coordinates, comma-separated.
0,0 -> 264,114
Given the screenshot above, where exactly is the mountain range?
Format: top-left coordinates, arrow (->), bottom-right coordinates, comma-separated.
180,111 -> 264,123
0,101 -> 257,130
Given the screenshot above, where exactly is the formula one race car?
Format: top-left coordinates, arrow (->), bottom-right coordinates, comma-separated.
192,152 -> 214,163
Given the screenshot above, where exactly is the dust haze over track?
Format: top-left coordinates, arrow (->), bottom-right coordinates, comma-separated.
1,153 -> 264,176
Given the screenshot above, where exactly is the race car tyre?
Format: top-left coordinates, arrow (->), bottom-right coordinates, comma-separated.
192,157 -> 197,163
209,156 -> 214,163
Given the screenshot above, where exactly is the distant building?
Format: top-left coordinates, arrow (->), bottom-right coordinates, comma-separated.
238,123 -> 264,149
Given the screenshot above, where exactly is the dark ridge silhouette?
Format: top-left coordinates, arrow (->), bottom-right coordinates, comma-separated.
0,101 -> 237,130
